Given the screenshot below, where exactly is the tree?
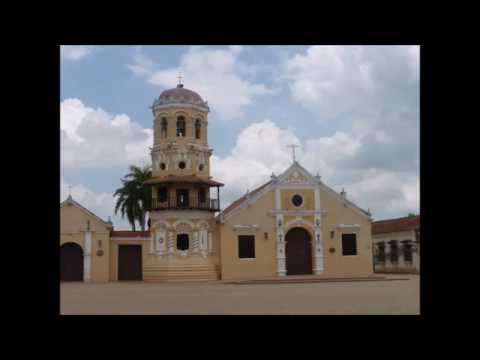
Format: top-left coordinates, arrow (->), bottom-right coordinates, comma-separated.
114,165 -> 152,231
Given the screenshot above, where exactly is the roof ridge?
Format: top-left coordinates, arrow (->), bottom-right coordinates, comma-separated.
220,180 -> 273,217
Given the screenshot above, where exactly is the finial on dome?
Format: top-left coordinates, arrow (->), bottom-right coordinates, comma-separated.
177,73 -> 183,88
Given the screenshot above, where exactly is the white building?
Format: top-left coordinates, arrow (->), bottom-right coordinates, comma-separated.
372,215 -> 420,273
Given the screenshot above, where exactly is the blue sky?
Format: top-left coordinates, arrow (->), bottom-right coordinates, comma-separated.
60,45 -> 419,229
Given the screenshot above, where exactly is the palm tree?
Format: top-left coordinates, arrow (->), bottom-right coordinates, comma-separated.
114,165 -> 152,231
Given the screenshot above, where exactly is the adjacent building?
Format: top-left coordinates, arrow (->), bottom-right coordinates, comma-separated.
372,215 -> 420,273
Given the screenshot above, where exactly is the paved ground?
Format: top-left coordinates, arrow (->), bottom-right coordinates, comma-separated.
60,274 -> 419,315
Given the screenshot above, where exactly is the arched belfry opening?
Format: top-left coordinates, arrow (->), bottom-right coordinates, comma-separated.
177,116 -> 186,137
285,227 -> 313,275
195,119 -> 201,139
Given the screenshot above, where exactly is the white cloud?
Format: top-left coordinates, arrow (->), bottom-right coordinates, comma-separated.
60,98 -> 152,169
212,119 -> 419,219
61,46 -> 95,61
284,46 -> 419,121
128,46 -> 278,120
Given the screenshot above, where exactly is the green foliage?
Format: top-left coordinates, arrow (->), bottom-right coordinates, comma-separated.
114,165 -> 152,231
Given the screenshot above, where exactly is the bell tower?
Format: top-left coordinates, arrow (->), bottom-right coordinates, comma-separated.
143,79 -> 223,281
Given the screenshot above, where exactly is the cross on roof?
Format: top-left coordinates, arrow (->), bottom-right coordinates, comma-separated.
287,144 -> 299,162
177,73 -> 183,85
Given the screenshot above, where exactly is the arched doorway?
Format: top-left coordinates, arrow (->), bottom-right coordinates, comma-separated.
60,243 -> 84,281
285,227 -> 312,275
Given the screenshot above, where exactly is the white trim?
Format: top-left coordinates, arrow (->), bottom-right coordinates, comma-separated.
221,161 -> 371,222
172,219 -> 196,229
336,224 -> 361,232
83,231 -> 92,282
233,224 -> 260,231
284,218 -> 315,233
110,237 -> 150,241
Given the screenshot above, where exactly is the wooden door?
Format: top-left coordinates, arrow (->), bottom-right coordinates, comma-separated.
285,227 -> 312,275
60,243 -> 84,281
118,245 -> 142,281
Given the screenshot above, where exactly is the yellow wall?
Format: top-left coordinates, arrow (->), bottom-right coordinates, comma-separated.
281,189 -> 315,210
109,239 -> 150,281
60,203 -> 112,283
319,189 -> 373,276
219,183 -> 373,280
219,190 -> 277,280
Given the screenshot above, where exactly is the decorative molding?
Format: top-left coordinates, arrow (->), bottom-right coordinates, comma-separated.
336,224 -> 361,232
268,209 -> 322,216
233,224 -> 260,231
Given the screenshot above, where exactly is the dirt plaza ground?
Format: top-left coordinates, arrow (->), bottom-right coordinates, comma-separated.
60,274 -> 420,315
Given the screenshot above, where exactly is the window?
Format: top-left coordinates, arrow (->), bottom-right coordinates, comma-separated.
195,119 -> 201,139
402,241 -> 413,263
292,194 -> 303,207
177,234 -> 189,251
159,162 -> 166,170
178,161 -> 186,169
342,233 -> 357,256
198,188 -> 206,203
176,189 -> 189,207
158,187 -> 168,202
389,241 -> 398,263
377,242 -> 386,263
161,118 -> 167,137
177,116 -> 186,137
238,235 -> 255,259
198,164 -> 204,171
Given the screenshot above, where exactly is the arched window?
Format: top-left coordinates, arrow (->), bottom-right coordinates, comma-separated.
177,116 -> 186,137
161,117 -> 167,138
195,119 -> 201,139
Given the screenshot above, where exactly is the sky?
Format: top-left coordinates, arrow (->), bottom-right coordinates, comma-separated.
60,45 -> 420,229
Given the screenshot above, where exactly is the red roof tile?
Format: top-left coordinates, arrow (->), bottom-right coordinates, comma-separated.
372,215 -> 420,235
110,231 -> 150,238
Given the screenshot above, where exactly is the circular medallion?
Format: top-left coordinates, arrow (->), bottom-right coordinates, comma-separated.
96,249 -> 104,257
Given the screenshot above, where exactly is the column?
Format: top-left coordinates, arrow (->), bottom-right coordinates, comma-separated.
313,187 -> 324,274
84,231 -> 92,282
150,231 -> 155,254
208,232 -> 213,254
193,231 -> 200,254
167,231 -> 175,256
276,231 -> 286,276
313,230 -> 324,274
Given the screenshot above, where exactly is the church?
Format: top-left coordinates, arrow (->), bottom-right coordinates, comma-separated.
60,82 -> 374,282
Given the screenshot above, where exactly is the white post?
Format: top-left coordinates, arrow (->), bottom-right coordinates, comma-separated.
84,231 -> 92,282
193,231 -> 200,254
150,231 -> 155,254
207,232 -> 213,254
313,187 -> 323,274
168,231 -> 175,256
277,230 -> 286,276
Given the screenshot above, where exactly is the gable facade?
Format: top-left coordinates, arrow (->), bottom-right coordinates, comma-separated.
218,162 -> 374,280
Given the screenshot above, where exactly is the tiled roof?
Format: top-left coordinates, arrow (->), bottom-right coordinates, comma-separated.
110,231 -> 150,238
218,180 -> 273,219
372,215 -> 420,235
144,175 -> 224,187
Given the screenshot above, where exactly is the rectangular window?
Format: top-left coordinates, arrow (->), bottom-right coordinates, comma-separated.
342,233 -> 357,256
158,187 -> 168,202
198,188 -> 206,203
238,235 -> 255,259
389,241 -> 399,263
